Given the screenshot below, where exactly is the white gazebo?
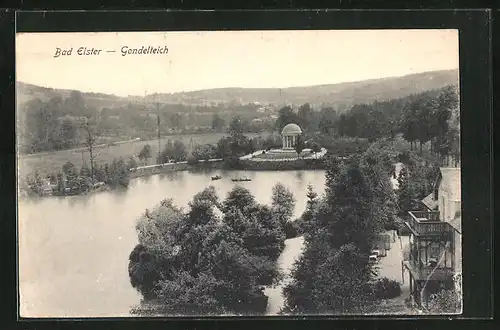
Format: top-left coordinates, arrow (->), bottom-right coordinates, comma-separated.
281,123 -> 302,149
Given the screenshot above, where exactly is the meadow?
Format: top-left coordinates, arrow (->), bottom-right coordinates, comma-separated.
18,132 -> 270,177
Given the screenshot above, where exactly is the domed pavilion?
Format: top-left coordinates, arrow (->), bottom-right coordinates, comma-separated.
281,123 -> 302,149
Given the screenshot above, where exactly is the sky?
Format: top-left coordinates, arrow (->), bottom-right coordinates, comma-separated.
16,30 -> 459,97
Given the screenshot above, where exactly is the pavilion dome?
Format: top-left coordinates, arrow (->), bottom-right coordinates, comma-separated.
281,123 -> 302,135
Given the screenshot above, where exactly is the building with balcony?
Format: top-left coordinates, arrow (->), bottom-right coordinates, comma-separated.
403,167 -> 462,308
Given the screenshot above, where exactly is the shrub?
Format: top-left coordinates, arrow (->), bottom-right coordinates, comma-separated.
427,289 -> 461,314
310,141 -> 322,153
372,277 -> 402,300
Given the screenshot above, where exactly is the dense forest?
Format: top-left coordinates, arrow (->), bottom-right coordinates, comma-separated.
270,84 -> 460,166
128,184 -> 296,315
17,90 -> 271,154
18,82 -> 459,167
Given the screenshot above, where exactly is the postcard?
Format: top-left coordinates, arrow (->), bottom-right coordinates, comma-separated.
16,29 -> 461,317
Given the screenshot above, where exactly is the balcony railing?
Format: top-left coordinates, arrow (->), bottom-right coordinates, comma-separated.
409,210 -> 440,221
406,211 -> 453,236
403,260 -> 455,281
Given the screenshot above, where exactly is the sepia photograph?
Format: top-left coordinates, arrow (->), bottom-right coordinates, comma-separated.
16,29 -> 462,318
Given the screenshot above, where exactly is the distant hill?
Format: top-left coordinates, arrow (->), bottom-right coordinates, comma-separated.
16,82 -> 137,109
17,69 -> 458,110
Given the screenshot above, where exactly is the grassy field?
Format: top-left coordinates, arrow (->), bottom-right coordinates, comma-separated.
19,132 -> 270,177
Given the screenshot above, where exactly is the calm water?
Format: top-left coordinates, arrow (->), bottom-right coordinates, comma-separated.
19,169 -> 326,317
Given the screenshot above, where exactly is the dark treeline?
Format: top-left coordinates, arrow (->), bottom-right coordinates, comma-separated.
19,84 -> 459,169
155,116 -> 274,166
19,91 -> 95,153
272,85 -> 459,165
153,81 -> 460,169
22,157 -> 135,197
18,91 -> 273,154
128,183 -> 297,315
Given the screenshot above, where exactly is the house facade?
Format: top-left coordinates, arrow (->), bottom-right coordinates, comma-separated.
403,167 -> 462,308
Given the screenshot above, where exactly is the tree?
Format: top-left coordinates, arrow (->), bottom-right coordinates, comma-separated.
401,100 -> 420,150
62,161 -> 76,176
157,140 -> 187,163
415,98 -> 437,154
224,207 -> 284,262
26,170 -> 44,195
138,144 -> 152,165
211,113 -> 226,133
25,98 -> 61,152
432,85 -> 459,161
321,157 -> 384,251
61,161 -> 79,190
284,153 -> 391,315
173,140 -> 188,162
397,165 -> 419,216
262,135 -> 281,151
274,106 -> 301,133
446,103 -> 460,166
64,90 -> 86,117
299,184 -> 319,236
127,157 -> 138,170
318,107 -> 337,135
191,144 -> 217,162
129,189 -> 283,316
227,116 -> 248,138
107,158 -> 130,187
80,116 -> 102,183
57,118 -> 77,149
294,135 -> 305,158
271,183 -> 296,228
222,186 -> 257,217
341,104 -> 371,138
365,109 -> 390,142
297,103 -> 313,131
282,228 -> 332,314
310,141 -> 322,153
169,113 -> 184,131
216,136 -> 233,159
80,163 -> 91,178
309,243 -> 374,314
55,172 -> 65,194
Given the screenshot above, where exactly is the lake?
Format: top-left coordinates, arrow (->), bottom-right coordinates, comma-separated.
18,169 -> 326,317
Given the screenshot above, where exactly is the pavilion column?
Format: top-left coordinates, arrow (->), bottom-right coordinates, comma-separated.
282,135 -> 286,149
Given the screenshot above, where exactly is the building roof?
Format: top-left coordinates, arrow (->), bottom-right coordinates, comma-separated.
439,167 -> 461,201
421,192 -> 438,210
281,123 -> 302,135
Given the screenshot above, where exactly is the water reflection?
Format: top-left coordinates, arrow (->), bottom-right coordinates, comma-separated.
295,171 -> 305,184
19,169 -> 326,317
